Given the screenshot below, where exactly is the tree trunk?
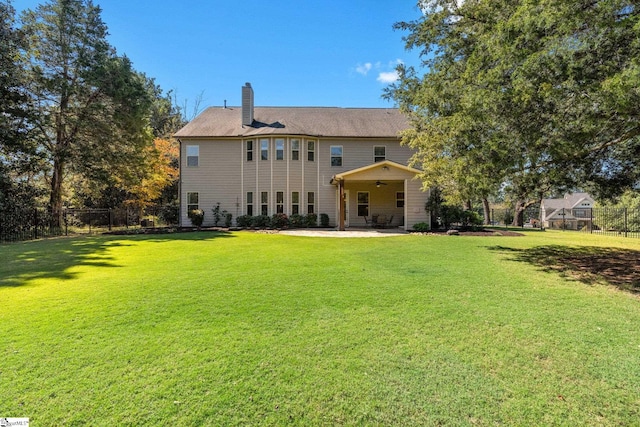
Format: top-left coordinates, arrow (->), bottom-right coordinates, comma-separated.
482,198 -> 491,225
512,201 -> 525,227
49,157 -> 64,228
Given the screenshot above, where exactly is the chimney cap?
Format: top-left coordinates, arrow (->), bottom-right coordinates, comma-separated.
244,82 -> 252,87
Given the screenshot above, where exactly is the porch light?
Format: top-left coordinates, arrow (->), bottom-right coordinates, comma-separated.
382,165 -> 389,171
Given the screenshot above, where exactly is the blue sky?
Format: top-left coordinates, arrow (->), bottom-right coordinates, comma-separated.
15,0 -> 425,114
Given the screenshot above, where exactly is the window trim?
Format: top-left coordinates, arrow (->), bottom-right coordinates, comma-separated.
396,191 -> 405,208
330,145 -> 343,167
374,145 -> 386,162
186,145 -> 199,167
260,139 -> 269,161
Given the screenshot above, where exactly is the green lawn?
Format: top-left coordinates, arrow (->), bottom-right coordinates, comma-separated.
1,230 -> 639,425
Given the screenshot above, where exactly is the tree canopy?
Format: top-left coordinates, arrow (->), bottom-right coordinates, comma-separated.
387,0 -> 640,218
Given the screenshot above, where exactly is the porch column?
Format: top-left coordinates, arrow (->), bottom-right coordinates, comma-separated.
338,179 -> 345,231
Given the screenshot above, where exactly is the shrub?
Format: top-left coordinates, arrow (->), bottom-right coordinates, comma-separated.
212,203 -> 222,226
461,210 -> 483,229
271,213 -> 289,229
224,212 -> 233,227
158,203 -> 179,225
187,209 -> 204,228
236,215 -> 253,228
305,213 -> 317,227
251,215 -> 270,228
412,222 -> 430,232
289,214 -> 304,228
320,213 -> 330,227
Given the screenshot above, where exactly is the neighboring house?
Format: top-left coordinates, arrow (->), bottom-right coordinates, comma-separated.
541,192 -> 595,230
174,83 -> 430,230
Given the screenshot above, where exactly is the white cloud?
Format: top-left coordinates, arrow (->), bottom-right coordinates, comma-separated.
377,71 -> 399,83
355,62 -> 372,76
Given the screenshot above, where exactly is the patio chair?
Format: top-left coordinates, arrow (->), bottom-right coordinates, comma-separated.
363,216 -> 372,227
376,215 -> 387,228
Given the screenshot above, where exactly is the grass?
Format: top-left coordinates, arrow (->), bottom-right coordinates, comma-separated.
1,230 -> 640,425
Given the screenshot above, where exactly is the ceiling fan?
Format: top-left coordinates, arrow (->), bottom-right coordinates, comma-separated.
375,180 -> 387,187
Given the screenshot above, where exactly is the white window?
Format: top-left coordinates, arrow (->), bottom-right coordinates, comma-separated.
186,145 -> 199,167
357,192 -> 369,217
330,146 -> 343,167
307,192 -> 315,214
261,191 -> 268,215
187,192 -> 199,211
374,146 -> 386,162
307,140 -> 315,161
291,139 -> 300,160
276,139 -> 285,160
246,140 -> 253,162
291,191 -> 300,215
276,191 -> 284,213
260,139 -> 269,161
246,192 -> 253,216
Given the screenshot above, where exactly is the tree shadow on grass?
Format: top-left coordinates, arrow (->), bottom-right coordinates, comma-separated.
487,245 -> 640,294
0,231 -> 235,288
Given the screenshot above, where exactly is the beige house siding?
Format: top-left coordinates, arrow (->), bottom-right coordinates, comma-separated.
181,139 -> 242,226
180,136 -> 429,228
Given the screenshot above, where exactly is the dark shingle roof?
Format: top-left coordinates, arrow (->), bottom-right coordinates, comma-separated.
174,106 -> 409,138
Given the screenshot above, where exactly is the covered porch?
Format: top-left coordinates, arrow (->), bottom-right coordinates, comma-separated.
331,160 -> 428,231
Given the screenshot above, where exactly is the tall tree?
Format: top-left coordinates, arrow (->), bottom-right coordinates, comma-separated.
20,0 -> 153,222
0,1 -> 44,215
388,0 -> 640,223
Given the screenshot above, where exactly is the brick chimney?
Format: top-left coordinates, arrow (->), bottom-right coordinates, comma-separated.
242,82 -> 254,126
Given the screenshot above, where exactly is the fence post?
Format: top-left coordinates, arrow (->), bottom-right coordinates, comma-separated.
109,208 -> 113,231
589,208 -> 593,234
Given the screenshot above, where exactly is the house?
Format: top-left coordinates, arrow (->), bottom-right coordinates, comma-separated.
174,83 -> 430,230
541,192 -> 595,230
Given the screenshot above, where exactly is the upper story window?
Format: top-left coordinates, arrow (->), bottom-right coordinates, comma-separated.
291,139 -> 300,160
374,146 -> 386,162
307,140 -> 315,162
186,145 -> 199,167
276,139 -> 285,160
330,146 -> 343,167
260,139 -> 269,161
246,140 -> 253,162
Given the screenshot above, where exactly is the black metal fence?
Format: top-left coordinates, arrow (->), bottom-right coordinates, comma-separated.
1,204 -> 179,243
0,208 -> 64,243
542,207 -> 639,238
